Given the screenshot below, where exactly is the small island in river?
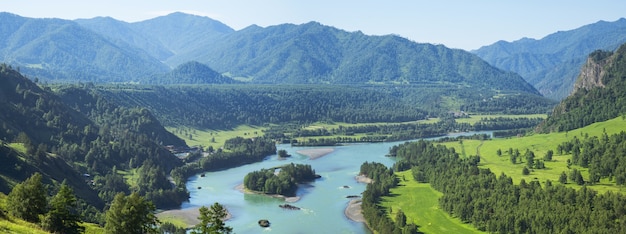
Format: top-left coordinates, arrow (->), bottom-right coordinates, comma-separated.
243,163 -> 319,197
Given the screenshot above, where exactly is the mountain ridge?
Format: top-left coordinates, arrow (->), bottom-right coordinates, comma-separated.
474,18 -> 626,100
0,11 -> 541,95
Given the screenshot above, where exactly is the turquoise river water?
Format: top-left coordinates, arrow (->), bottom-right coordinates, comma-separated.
182,132 -> 489,233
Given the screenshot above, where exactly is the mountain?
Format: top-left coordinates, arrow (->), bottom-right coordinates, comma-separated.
473,18 -> 626,100
169,21 -> 538,94
537,43 -> 626,132
0,12 -> 169,82
0,64 -> 188,211
74,16 -> 174,61
146,61 -> 239,84
128,12 -> 234,62
2,12 -> 541,96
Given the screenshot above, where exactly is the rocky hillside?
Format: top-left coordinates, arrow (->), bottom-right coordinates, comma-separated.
538,43 -> 626,132
474,18 -> 626,100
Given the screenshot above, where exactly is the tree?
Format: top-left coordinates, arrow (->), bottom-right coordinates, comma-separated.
105,192 -> 159,234
277,149 -> 290,158
192,202 -> 232,234
395,209 -> 407,228
6,172 -> 47,223
522,167 -> 530,175
543,150 -> 554,161
559,171 -> 568,184
42,181 -> 84,234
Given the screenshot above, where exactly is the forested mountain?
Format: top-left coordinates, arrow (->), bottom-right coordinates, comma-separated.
0,64 -> 188,212
0,12 -> 169,82
1,11 -> 540,96
74,16 -> 174,61
177,21 -> 538,93
474,18 -> 626,100
129,12 -> 234,61
145,61 -> 239,85
538,43 -> 626,132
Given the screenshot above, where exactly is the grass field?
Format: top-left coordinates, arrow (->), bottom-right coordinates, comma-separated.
381,171 -> 482,234
440,116 -> 626,193
166,125 -> 266,150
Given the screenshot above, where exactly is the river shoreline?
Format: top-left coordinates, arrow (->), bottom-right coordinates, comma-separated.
155,206 -> 232,228
234,183 -> 301,202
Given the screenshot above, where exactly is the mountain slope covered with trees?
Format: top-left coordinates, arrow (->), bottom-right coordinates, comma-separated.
538,43 -> 626,132
474,18 -> 626,100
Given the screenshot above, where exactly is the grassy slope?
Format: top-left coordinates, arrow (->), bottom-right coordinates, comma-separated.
166,125 -> 265,150
381,117 -> 626,233
440,116 -> 626,193
381,170 -> 482,234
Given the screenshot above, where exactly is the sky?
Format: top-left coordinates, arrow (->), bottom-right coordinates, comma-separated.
2,0 -> 626,50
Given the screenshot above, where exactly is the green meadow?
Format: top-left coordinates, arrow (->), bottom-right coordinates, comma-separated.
166,125 -> 266,150
440,116 -> 626,193
381,170 -> 482,234
380,117 -> 626,233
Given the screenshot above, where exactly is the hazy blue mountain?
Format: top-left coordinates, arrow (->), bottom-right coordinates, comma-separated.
129,12 -> 234,61
75,16 -> 174,61
0,12 -> 169,82
473,18 -> 626,100
179,21 -> 538,94
147,61 -> 239,84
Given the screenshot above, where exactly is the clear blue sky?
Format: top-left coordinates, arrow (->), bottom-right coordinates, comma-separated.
2,0 -> 625,50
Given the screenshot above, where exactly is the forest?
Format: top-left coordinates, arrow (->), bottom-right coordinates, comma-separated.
360,132 -> 626,233
243,163 -> 318,197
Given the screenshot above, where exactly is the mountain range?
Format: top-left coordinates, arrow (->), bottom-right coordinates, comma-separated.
474,18 -> 626,100
1,12 -> 537,95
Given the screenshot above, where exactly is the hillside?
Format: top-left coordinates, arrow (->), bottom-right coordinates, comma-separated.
0,64 -> 188,212
0,12 -> 169,82
178,21 -> 539,94
145,61 -> 239,85
538,43 -> 626,132
473,18 -> 626,100
0,12 -> 540,97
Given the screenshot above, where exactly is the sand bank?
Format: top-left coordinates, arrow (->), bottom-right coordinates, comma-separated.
156,206 -> 232,228
296,148 -> 335,160
355,175 -> 373,184
345,199 -> 365,223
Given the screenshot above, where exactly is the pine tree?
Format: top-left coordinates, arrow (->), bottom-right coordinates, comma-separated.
42,181 -> 84,234
6,172 -> 47,223
105,192 -> 159,234
192,202 -> 232,234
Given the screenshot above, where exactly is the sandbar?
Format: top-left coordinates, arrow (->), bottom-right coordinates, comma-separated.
345,199 -> 365,223
296,148 -> 335,160
156,206 -> 231,228
355,175 -> 373,184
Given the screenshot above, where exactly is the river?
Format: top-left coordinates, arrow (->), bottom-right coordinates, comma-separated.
182,132 -> 491,233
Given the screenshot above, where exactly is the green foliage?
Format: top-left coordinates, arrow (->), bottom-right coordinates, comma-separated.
474,18 -> 626,100
191,203 -> 232,234
244,163 -> 317,197
104,192 -> 159,234
371,138 -> 626,233
42,181 -> 84,234
6,173 -> 47,223
539,43 -> 626,132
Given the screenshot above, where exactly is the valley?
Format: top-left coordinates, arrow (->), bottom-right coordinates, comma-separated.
1,9 -> 626,234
